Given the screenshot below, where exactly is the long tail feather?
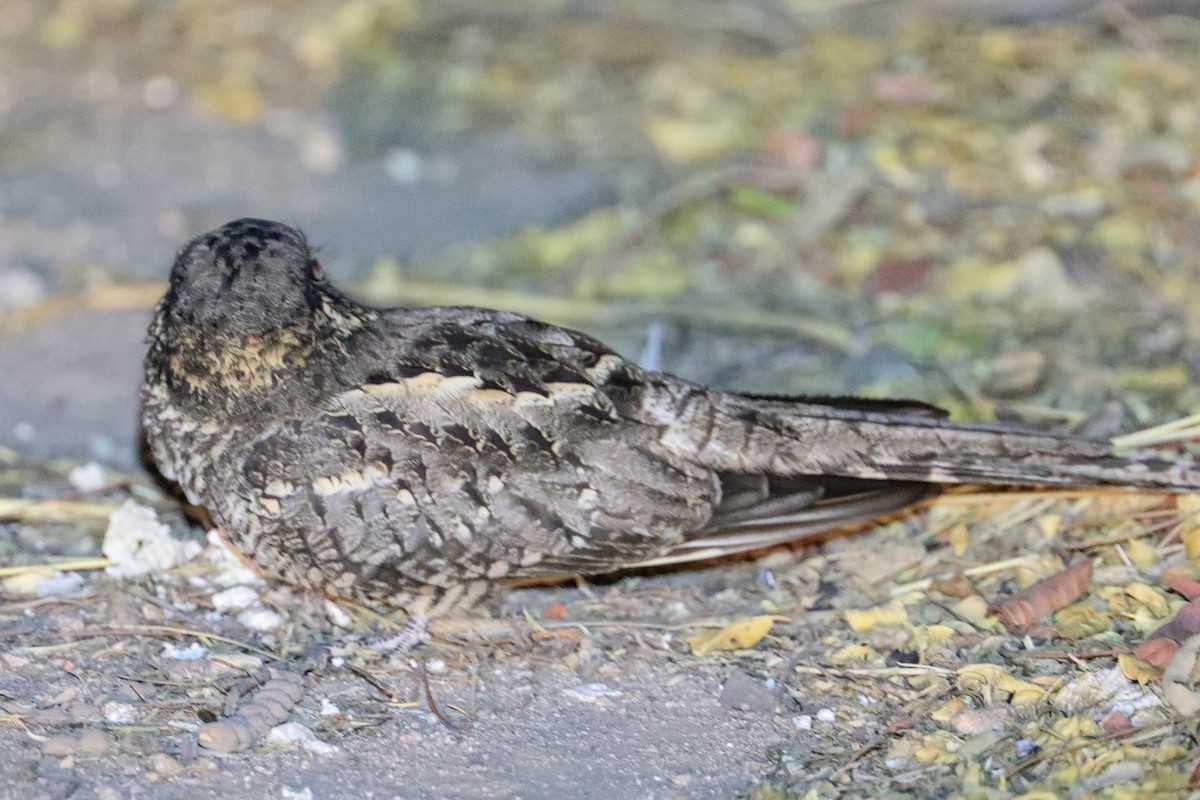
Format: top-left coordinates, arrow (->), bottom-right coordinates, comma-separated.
647,386 -> 1200,492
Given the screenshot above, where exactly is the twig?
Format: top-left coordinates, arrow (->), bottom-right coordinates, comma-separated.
0,499 -> 116,525
1112,413 -> 1200,452
791,664 -> 954,679
418,657 -> 471,733
890,554 -> 1040,597
50,625 -> 279,660
347,665 -> 395,701
0,558 -> 112,578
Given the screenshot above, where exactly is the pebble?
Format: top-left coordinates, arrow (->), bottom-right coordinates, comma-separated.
718,670 -> 779,714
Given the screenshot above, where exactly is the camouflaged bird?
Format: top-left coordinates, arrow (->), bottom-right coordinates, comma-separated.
141,218 -> 1200,615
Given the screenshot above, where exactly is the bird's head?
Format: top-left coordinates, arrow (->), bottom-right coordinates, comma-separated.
160,218 -> 327,336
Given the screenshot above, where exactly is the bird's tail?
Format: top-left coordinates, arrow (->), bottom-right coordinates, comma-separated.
646,385 -> 1200,492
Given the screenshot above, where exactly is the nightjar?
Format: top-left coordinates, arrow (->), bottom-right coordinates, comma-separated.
141,219 -> 1200,615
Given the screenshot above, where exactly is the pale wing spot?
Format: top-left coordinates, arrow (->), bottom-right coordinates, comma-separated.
311,465 -> 388,496
486,561 -> 510,578
258,497 -> 281,515
544,382 -> 597,400
264,479 -> 296,497
396,488 -> 416,505
454,522 -> 473,543
362,372 -> 482,399
579,488 -> 598,505
486,475 -> 504,493
520,549 -> 543,566
468,388 -> 516,404
515,391 -> 554,406
477,506 -> 491,519
587,353 -> 624,382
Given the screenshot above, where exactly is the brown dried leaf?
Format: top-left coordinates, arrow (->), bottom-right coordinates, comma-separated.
990,557 -> 1093,632
1163,570 -> 1200,601
1135,636 -> 1181,670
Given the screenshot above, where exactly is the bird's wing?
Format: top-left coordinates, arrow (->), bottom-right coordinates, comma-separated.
227,327 -> 720,598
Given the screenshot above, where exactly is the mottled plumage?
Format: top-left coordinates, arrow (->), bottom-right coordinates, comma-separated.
141,219 -> 1200,612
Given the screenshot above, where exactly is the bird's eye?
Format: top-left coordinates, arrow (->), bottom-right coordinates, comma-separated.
310,259 -> 324,281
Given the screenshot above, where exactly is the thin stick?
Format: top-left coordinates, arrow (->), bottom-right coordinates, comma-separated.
0,499 -> 116,524
418,657 -> 471,733
50,625 -> 279,660
1112,413 -> 1200,451
890,554 -> 1040,597
0,558 -> 112,578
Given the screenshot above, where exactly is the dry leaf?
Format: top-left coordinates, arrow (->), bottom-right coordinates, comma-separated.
957,664 -> 1045,707
830,643 -> 878,665
1054,604 -> 1111,640
1180,526 -> 1200,560
844,600 -> 908,633
686,616 -> 784,656
1117,653 -> 1160,685
1124,582 -> 1170,618
990,557 -> 1093,631
1163,570 -> 1200,601
952,595 -> 995,627
1123,538 -> 1157,571
1134,636 -> 1180,669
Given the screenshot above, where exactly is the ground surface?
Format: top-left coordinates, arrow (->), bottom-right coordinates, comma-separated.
7,2 -> 1200,799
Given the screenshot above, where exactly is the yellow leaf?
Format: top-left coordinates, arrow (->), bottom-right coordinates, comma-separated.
1054,604 -> 1112,640
949,524 -> 969,556
931,697 -> 964,723
1052,716 -> 1099,740
1124,582 -> 1170,618
1180,526 -> 1200,560
922,624 -> 956,645
844,600 -> 908,633
646,115 -> 741,163
957,664 -> 1045,707
1118,653 -> 1160,685
1037,515 -> 1062,541
1123,538 -> 1157,570
1177,495 -> 1200,516
686,616 -> 784,656
952,595 -> 1002,630
830,643 -> 878,665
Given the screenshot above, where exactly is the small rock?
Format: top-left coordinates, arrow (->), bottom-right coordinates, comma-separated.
102,701 -> 138,724
143,76 -> 179,109
0,266 -> 47,309
148,752 -> 184,777
718,670 -> 779,714
561,683 -> 622,704
983,350 -> 1046,398
237,605 -> 284,631
67,462 -> 107,492
211,585 -> 260,612
41,735 -> 79,756
76,728 -> 112,756
266,722 -> 338,755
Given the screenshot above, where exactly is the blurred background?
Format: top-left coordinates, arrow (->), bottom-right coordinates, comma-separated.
3,0 -> 1200,465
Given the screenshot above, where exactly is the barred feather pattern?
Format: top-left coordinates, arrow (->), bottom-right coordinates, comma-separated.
140,219 -> 1200,611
